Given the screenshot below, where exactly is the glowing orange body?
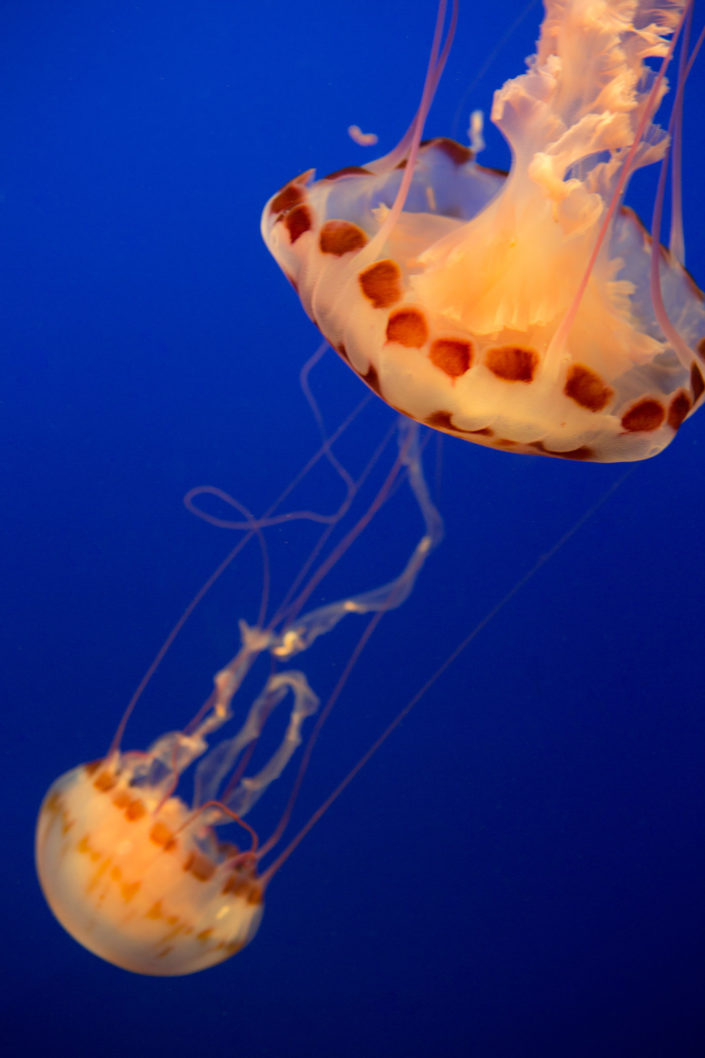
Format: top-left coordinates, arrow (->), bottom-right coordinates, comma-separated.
36,759 -> 263,976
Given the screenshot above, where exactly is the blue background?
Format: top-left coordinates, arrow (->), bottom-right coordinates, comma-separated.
2,2 -> 704,1055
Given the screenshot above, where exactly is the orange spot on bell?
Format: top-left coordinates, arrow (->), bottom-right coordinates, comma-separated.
125,798 -> 146,822
322,165 -> 373,180
486,346 -> 537,382
183,851 -> 216,882
121,880 -> 141,903
358,260 -> 402,308
530,441 -> 595,460
621,399 -> 665,432
284,204 -> 312,244
269,183 -> 304,215
150,821 -> 177,851
668,391 -> 691,429
361,362 -> 382,396
93,770 -> 117,792
424,137 -> 473,165
386,309 -> 428,348
564,364 -> 613,412
429,338 -> 472,377
112,789 -> 131,810
319,220 -> 368,256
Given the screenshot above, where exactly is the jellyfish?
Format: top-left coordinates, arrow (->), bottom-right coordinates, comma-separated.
36,0 -> 703,976
36,418 -> 443,975
262,0 -> 705,462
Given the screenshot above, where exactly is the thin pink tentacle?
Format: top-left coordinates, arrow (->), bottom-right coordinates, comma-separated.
350,0 -> 458,271
668,0 -> 692,264
364,0 -> 458,176
649,15 -> 705,372
109,376 -> 370,753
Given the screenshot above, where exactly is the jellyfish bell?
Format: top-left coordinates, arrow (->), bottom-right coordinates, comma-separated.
35,757 -> 264,976
261,0 -> 705,462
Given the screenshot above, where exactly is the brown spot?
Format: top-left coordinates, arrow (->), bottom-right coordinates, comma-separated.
183,851 -> 216,882
426,410 -> 454,430
323,165 -> 373,180
564,364 -> 612,411
486,346 -> 537,382
691,362 -> 704,404
247,881 -> 264,905
197,928 -> 214,942
697,337 -> 705,362
668,391 -> 691,430
362,362 -> 381,396
284,205 -> 312,244
319,220 -> 368,256
269,183 -> 304,216
477,162 -> 509,179
621,399 -> 665,432
552,446 -> 595,461
386,309 -> 428,348
93,771 -> 117,793
150,821 -> 177,851
146,901 -> 164,920
222,874 -> 249,897
121,880 -> 141,903
531,441 -> 595,460
218,841 -> 240,859
430,338 -> 472,377
125,798 -> 146,822
112,789 -> 131,810
84,760 -> 102,776
425,410 -> 493,436
423,137 -> 473,166
156,947 -> 173,959
359,259 -> 402,308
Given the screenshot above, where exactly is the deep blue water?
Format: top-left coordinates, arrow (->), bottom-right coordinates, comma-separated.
2,2 -> 704,1055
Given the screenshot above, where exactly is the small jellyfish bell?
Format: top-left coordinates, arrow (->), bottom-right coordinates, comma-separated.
35,755 -> 265,976
36,420 -> 442,975
262,0 -> 705,462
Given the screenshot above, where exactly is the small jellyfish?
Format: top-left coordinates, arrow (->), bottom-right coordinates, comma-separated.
36,422 -> 442,975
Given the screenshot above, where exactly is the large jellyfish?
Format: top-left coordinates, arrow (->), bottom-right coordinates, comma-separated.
262,0 -> 704,461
